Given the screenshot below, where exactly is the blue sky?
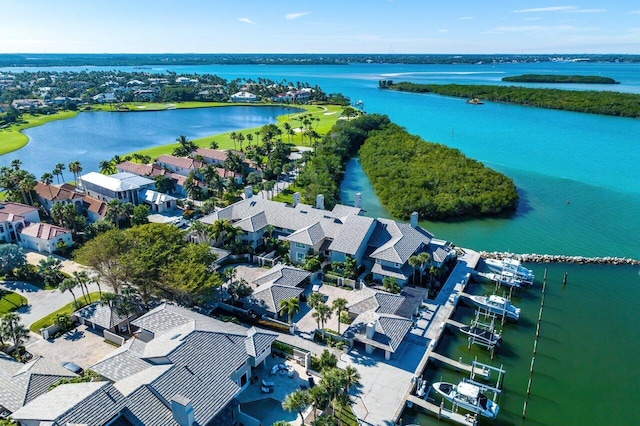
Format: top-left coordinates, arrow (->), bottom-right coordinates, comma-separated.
3,1 -> 639,54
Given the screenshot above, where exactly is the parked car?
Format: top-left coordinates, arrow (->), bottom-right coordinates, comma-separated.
61,361 -> 84,375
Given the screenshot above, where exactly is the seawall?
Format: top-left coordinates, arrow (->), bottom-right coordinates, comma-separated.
480,251 -> 640,266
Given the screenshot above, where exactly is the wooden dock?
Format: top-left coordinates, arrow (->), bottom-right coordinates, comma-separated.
446,318 -> 467,329
406,395 -> 477,425
429,352 -> 490,378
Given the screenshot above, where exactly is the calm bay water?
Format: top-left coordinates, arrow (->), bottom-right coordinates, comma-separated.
0,106 -> 288,179
3,60 -> 640,425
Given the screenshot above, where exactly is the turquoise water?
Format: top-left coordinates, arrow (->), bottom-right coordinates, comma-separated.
3,61 -> 640,425
240,397 -> 297,425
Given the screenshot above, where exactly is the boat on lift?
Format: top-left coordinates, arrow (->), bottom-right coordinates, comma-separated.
465,294 -> 521,320
432,381 -> 499,418
484,257 -> 534,284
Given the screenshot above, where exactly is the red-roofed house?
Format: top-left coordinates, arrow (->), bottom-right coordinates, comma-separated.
0,202 -> 39,244
33,182 -> 85,214
155,155 -> 202,177
82,195 -> 109,222
18,223 -> 73,254
192,148 -> 228,165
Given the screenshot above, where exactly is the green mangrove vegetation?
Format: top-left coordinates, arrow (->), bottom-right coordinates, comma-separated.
296,114 -> 518,220
358,123 -> 519,220
502,74 -> 618,84
384,82 -> 640,118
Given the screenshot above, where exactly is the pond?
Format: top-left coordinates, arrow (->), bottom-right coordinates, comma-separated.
0,106 -> 290,180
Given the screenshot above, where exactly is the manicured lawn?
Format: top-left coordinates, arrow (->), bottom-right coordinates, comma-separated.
0,111 -> 78,155
29,291 -> 102,333
89,101 -> 231,112
335,405 -> 359,426
0,289 -> 27,315
271,184 -> 304,204
128,103 -> 346,159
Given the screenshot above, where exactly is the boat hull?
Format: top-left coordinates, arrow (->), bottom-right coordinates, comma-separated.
432,382 -> 499,419
466,294 -> 520,320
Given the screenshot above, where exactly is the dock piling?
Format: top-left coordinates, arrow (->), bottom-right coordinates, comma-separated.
563,271 -> 568,285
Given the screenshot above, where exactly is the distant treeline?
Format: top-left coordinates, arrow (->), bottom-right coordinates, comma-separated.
1,54 -> 640,67
385,82 -> 640,118
296,114 -> 518,220
502,74 -> 618,84
359,123 -> 519,220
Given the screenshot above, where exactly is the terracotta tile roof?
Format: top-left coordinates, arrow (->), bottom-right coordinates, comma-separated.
20,222 -> 70,240
193,148 -> 227,162
116,161 -> 154,176
82,195 -> 108,217
34,182 -> 84,202
0,202 -> 38,220
156,155 -> 202,170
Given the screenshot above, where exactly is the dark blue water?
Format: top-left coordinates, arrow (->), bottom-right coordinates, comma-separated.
0,106 -> 287,179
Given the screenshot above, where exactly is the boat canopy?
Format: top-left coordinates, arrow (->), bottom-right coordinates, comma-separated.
458,382 -> 480,399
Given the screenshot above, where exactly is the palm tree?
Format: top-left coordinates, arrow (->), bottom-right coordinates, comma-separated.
229,131 -> 237,150
237,133 -> 245,152
408,255 -> 420,285
99,160 -> 116,175
341,365 -> 361,394
313,302 -> 332,330
1,312 -> 29,351
308,385 -> 330,422
246,133 -> 253,147
68,161 -> 83,183
41,172 -> 55,201
72,271 -> 92,303
308,292 -> 324,310
106,199 -> 124,226
279,297 -> 300,324
417,252 -> 432,286
282,389 -> 310,425
59,277 -> 78,307
54,163 -> 66,183
331,298 -> 348,334
10,159 -> 22,171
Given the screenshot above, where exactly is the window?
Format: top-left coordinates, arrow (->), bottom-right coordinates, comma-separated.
297,252 -> 305,261
296,242 -> 306,249
240,372 -> 248,387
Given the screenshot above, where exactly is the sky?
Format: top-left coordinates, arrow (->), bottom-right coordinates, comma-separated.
2,1 -> 640,54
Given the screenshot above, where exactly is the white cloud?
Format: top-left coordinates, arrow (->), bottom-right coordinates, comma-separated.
523,17 -> 541,21
437,29 -> 449,33
573,9 -> 606,13
238,17 -> 255,24
285,12 -> 311,21
459,16 -> 473,20
491,25 -> 580,33
632,10 -> 640,15
514,6 -> 575,13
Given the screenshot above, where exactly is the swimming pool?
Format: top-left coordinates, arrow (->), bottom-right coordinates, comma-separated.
240,397 -> 298,425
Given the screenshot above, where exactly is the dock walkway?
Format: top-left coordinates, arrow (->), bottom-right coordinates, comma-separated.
406,395 -> 476,425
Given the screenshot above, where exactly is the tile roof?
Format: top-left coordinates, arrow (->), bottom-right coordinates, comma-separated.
244,327 -> 278,358
91,349 -> 152,382
252,264 -> 311,288
116,161 -> 154,176
193,147 -> 228,162
328,215 -> 375,255
347,286 -> 406,316
156,155 -> 202,171
249,283 -> 303,314
0,202 -> 38,219
343,311 -> 412,353
82,195 -> 109,217
33,182 -> 84,202
368,219 -> 433,264
0,355 -> 76,412
19,222 -> 71,240
371,262 -> 414,281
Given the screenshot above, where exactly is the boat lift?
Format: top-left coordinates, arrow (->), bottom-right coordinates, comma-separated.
466,310 -> 502,359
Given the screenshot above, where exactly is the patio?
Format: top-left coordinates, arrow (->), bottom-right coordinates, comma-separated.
237,355 -> 319,426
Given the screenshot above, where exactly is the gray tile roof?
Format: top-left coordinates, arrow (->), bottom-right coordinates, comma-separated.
344,311 -> 412,353
0,355 -> 76,413
347,286 -> 406,316
73,301 -> 133,330
368,219 -> 433,264
328,215 -> 375,255
286,221 -> 326,245
122,385 -> 174,425
371,262 -> 414,281
244,327 -> 278,358
91,349 -> 151,382
54,382 -> 126,426
248,283 -> 303,314
252,264 -> 311,288
430,241 -> 454,264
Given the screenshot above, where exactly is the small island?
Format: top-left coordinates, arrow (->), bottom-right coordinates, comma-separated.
502,74 -> 618,84
381,81 -> 640,118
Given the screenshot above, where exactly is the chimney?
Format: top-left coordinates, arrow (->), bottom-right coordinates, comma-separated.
366,321 -> 376,339
354,192 -> 362,209
171,395 -> 195,426
244,185 -> 253,199
293,192 -> 301,207
316,194 -> 325,210
410,211 -> 418,228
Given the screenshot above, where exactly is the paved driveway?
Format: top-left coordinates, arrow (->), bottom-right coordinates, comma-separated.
26,324 -> 117,369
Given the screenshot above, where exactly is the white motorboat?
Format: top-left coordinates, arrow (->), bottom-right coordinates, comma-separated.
432,381 -> 499,419
416,378 -> 428,398
459,324 -> 502,347
485,258 -> 534,284
483,271 -> 523,288
466,294 -> 521,320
